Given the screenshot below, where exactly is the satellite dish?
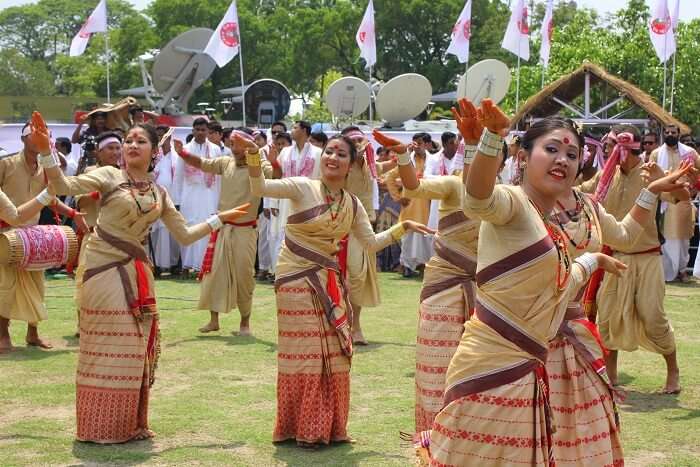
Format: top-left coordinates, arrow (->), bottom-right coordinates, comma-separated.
243,79 -> 291,126
325,76 -> 370,118
376,74 -> 432,127
457,59 -> 511,105
119,28 -> 216,114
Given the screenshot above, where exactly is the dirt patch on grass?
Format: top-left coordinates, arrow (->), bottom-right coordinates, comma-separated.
625,451 -> 667,466
0,404 -> 73,426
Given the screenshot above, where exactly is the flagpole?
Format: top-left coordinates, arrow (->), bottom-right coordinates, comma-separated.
669,49 -> 677,115
368,65 -> 373,123
105,29 -> 111,103
662,31 -> 668,110
238,38 -> 246,127
541,64 -> 545,88
464,58 -> 469,94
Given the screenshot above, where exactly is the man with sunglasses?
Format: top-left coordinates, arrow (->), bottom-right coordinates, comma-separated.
641,130 -> 659,162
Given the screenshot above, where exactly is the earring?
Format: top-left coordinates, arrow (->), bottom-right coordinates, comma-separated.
519,162 -> 527,169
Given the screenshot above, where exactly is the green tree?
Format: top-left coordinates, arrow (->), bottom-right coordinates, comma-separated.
0,49 -> 56,96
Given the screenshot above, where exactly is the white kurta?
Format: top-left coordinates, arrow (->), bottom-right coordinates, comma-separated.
152,150 -> 180,268
424,150 -> 459,230
268,142 -> 322,273
173,140 -> 222,270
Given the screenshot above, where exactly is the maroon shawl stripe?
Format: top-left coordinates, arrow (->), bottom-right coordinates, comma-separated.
443,360 -> 539,407
284,235 -> 337,271
286,204 -> 330,225
433,238 -> 477,276
437,211 -> 469,232
475,235 -> 554,286
474,300 -> 548,363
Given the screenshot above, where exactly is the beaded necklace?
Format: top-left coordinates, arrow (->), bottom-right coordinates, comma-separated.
529,199 -> 571,292
322,183 -> 344,221
125,172 -> 158,215
555,190 -> 593,251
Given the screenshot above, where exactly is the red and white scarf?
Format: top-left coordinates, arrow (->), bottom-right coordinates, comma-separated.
184,141 -> 216,188
283,142 -> 315,177
344,129 -> 378,178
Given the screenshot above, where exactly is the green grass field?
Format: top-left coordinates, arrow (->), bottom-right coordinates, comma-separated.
1,273 -> 699,466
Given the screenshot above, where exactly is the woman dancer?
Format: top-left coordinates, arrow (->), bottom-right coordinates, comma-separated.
34,112 -> 248,443
243,133 -> 431,447
428,100 -> 628,466
546,126 -> 691,466
372,130 -> 479,434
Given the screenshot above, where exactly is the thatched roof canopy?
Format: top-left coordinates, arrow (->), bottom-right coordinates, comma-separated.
511,62 -> 690,134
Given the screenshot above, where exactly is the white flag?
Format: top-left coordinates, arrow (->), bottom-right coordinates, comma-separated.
649,0 -> 675,63
540,0 -> 554,67
69,0 -> 108,57
356,0 -> 376,69
445,0 -> 472,64
670,0 -> 680,29
501,0 -> 529,61
204,1 -> 241,68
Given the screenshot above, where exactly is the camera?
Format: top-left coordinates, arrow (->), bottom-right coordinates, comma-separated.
77,135 -> 98,175
81,135 -> 97,154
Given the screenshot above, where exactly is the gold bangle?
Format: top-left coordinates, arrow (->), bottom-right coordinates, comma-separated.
390,222 -> 406,242
246,151 -> 261,167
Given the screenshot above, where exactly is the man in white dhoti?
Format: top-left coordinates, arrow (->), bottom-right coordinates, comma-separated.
173,117 -> 222,272
650,124 -> 700,282
253,130 -> 273,281
152,125 -> 180,273
398,133 -> 433,277
267,121 -> 322,275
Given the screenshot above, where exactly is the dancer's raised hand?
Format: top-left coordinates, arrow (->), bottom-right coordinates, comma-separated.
372,129 -> 407,154
451,99 -> 482,144
28,111 -> 52,154
477,99 -> 510,137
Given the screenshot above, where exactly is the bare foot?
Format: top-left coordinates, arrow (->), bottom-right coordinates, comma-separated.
0,336 -> 14,354
26,338 -> 53,349
132,429 -> 155,441
198,323 -> 220,333
352,330 -> 368,346
235,327 -> 252,337
662,370 -> 681,394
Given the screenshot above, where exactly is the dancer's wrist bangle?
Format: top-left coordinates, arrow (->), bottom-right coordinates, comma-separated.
390,222 -> 406,241
575,252 -> 598,278
635,188 -> 657,211
464,145 -> 477,165
207,215 -> 223,231
35,188 -> 54,206
477,129 -> 504,158
246,151 -> 261,167
38,152 -> 58,168
396,152 -> 411,166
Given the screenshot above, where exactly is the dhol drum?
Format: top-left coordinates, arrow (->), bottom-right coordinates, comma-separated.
0,225 -> 78,270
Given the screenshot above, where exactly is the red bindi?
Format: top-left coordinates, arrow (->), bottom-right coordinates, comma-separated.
563,137 -> 570,144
